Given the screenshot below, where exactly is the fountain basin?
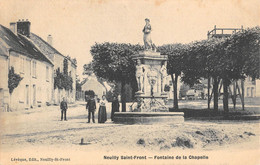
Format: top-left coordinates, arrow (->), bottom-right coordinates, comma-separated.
113,112 -> 184,124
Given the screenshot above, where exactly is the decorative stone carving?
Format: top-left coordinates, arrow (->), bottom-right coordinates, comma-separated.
160,61 -> 167,92
147,67 -> 158,96
136,59 -> 145,92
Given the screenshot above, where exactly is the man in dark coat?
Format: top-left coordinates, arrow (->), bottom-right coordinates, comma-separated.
111,96 -> 120,121
86,95 -> 96,123
60,97 -> 68,121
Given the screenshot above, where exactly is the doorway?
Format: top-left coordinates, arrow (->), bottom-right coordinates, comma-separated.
26,85 -> 29,108
33,85 -> 36,106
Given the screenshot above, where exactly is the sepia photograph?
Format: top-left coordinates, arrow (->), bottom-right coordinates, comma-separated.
0,0 -> 259,164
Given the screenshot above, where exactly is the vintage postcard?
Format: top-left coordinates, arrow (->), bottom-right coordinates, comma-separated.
0,0 -> 259,165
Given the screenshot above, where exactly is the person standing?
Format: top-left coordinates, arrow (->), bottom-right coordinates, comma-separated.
98,95 -> 107,123
86,95 -> 96,123
60,97 -> 68,121
111,96 -> 120,121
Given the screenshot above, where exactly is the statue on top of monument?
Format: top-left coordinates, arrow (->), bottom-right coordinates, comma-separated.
143,18 -> 157,52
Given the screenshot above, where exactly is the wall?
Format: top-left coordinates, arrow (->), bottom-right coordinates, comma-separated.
9,51 -> 53,110
244,77 -> 256,97
256,80 -> 260,97
0,55 -> 9,111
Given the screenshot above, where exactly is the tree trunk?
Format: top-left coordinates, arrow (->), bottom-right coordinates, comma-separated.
173,74 -> 179,110
208,77 -> 211,110
232,81 -> 237,110
121,80 -> 126,112
170,74 -> 178,110
213,77 -> 219,111
223,78 -> 229,113
241,80 -> 245,110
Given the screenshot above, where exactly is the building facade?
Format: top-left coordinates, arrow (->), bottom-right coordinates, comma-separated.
0,23 -> 54,111
0,19 -> 77,111
29,32 -> 77,104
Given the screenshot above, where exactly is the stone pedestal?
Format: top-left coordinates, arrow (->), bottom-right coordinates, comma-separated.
131,50 -> 168,112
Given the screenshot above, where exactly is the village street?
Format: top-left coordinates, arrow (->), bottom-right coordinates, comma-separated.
0,102 -> 259,165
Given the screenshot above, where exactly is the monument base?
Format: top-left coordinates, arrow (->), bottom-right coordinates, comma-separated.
132,94 -> 168,112
114,112 -> 184,124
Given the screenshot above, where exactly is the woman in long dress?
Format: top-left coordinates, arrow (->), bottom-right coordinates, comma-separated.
98,95 -> 107,123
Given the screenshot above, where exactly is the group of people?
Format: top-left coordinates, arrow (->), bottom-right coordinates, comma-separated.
59,96 -> 120,123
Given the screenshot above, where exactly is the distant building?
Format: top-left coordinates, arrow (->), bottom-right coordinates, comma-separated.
244,77 -> 256,97
256,80 -> 260,97
178,79 -> 208,100
0,22 -> 54,111
81,73 -> 110,100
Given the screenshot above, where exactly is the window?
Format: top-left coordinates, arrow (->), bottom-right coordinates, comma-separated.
46,66 -> 49,81
32,61 -> 37,78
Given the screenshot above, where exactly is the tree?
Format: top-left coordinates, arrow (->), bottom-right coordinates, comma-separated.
158,44 -> 187,110
181,38 -> 225,111
184,27 -> 260,113
8,67 -> 23,94
83,63 -> 94,76
221,26 -> 260,112
227,26 -> 260,80
54,68 -> 73,91
63,58 -> 68,76
76,75 -> 82,92
54,68 -> 62,90
206,38 -> 225,111
91,42 -> 143,112
8,66 -> 23,111
198,38 -> 225,111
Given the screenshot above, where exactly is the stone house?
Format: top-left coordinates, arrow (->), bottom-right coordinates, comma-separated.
0,23 -> 54,111
29,31 -> 77,104
0,19 -> 77,111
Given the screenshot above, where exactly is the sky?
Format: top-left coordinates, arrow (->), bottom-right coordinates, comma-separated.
0,0 -> 259,79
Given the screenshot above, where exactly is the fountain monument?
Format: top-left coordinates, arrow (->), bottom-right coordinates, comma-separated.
114,19 -> 184,124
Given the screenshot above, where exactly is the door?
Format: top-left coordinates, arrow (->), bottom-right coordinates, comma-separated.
26,85 -> 29,108
33,85 -> 36,106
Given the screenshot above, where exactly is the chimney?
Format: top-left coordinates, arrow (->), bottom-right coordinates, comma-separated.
47,34 -> 53,46
9,22 -> 17,35
17,19 -> 31,37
